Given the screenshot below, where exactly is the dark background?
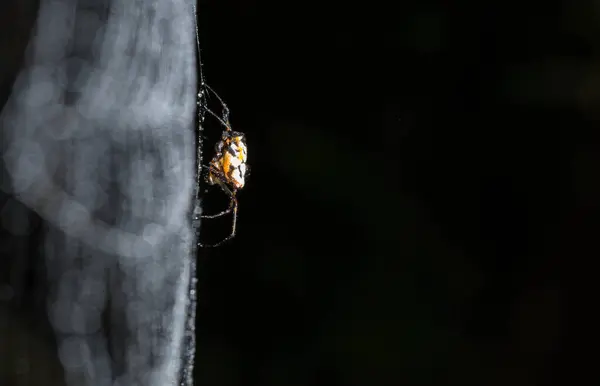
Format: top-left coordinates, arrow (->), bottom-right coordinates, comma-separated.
2,0 -> 596,385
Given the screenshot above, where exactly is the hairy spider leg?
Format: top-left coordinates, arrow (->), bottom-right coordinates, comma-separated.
198,202 -> 237,248
198,165 -> 238,248
200,83 -> 231,130
202,83 -> 230,120
202,107 -> 231,131
200,165 -> 236,218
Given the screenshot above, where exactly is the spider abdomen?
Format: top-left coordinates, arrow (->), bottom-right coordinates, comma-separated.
208,132 -> 247,189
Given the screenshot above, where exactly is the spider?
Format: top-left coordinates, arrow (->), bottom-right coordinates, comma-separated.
197,83 -> 248,247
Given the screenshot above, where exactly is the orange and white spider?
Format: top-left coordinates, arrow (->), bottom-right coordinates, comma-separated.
197,83 -> 249,247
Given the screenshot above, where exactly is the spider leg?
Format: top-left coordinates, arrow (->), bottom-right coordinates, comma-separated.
202,105 -> 231,130
200,188 -> 235,218
200,83 -> 231,130
198,192 -> 238,248
203,83 -> 230,119
199,165 -> 236,218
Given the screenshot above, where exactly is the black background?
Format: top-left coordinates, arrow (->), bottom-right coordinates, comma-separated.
2,0 -> 597,385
